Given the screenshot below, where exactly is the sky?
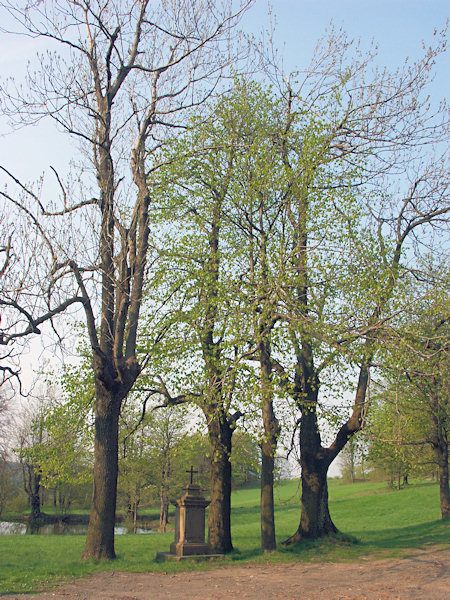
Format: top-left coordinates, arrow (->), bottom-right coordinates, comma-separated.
0,1 -> 448,467
0,1 -> 448,182
1,0 -> 448,171
246,0 -> 449,77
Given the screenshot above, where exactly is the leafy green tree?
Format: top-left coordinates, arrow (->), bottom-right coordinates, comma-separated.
21,366 -> 94,496
231,430 -> 260,487
339,434 -> 368,483
223,80 -> 284,551
145,406 -> 187,531
15,402 -> 47,520
370,267 -> 449,515
259,30 -> 450,545
145,101 -> 250,552
366,394 -> 419,488
117,399 -> 154,528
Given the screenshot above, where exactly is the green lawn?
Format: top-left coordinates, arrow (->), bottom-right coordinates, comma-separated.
0,479 -> 448,595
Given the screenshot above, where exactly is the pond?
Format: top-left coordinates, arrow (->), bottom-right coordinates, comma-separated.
0,521 -> 153,535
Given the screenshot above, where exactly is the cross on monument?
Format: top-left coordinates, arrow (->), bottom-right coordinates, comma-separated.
186,465 -> 198,485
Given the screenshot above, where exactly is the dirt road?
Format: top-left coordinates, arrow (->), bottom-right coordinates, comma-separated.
7,547 -> 450,600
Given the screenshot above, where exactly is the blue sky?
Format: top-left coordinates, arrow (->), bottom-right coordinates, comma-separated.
245,0 -> 449,78
0,0 -> 448,181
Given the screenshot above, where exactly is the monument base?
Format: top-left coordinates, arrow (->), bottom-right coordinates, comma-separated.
170,540 -> 211,556
156,551 -> 224,562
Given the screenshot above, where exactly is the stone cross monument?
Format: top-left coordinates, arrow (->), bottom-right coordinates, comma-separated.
157,466 -> 216,560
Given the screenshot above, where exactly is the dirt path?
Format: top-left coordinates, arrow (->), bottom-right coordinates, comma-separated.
6,547 -> 450,600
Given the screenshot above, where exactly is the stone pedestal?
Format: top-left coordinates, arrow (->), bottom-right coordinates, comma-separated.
157,483 -> 222,560
170,483 -> 211,557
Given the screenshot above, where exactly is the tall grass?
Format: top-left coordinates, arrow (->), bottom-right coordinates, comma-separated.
0,479 -> 447,594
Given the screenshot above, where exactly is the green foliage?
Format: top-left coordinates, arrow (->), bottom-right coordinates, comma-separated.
366,395 -> 422,485
21,366 -> 94,490
339,434 -> 369,482
230,431 -> 260,487
366,263 -> 449,486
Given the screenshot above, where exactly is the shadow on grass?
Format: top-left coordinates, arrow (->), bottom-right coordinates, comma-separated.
229,519 -> 449,564
354,519 -> 449,551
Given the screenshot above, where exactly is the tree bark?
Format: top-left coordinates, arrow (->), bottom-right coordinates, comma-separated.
82,380 -> 122,559
159,457 -> 170,531
207,414 -> 233,554
283,410 -> 337,544
22,462 -> 41,521
260,340 -> 279,551
30,491 -> 41,521
159,499 -> 169,532
436,439 -> 449,519
260,447 -> 277,550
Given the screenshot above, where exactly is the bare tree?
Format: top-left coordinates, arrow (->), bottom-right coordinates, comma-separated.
0,0 -> 253,559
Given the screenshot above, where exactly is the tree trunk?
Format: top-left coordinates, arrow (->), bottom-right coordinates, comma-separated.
261,448 -> 276,551
82,385 -> 121,560
436,441 -> 449,519
207,416 -> 233,554
159,470 -> 169,532
259,339 -> 279,552
159,499 -> 169,532
283,459 -> 337,543
30,491 -> 41,521
159,452 -> 170,531
23,462 -> 41,521
283,410 -> 337,544
127,495 -> 139,529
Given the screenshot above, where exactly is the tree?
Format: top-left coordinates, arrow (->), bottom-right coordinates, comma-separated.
340,434 -> 367,483
0,228 -> 21,390
366,395 -> 417,488
25,366 -> 94,495
256,28 -> 449,544
223,80 -> 284,552
145,100 -> 250,553
148,406 -> 186,531
118,406 -> 153,529
369,266 -> 449,515
150,79 -> 289,553
0,0 -> 253,559
0,391 -> 12,517
15,400 -> 47,520
230,430 -> 260,487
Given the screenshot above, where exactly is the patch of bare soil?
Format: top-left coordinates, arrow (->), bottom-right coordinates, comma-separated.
6,547 -> 450,600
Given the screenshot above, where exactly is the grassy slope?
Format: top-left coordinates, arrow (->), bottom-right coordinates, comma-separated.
0,479 -> 448,594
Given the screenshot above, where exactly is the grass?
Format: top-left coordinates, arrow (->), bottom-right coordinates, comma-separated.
0,479 -> 448,594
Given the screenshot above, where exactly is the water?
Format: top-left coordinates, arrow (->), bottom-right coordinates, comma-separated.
0,520 -> 153,535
